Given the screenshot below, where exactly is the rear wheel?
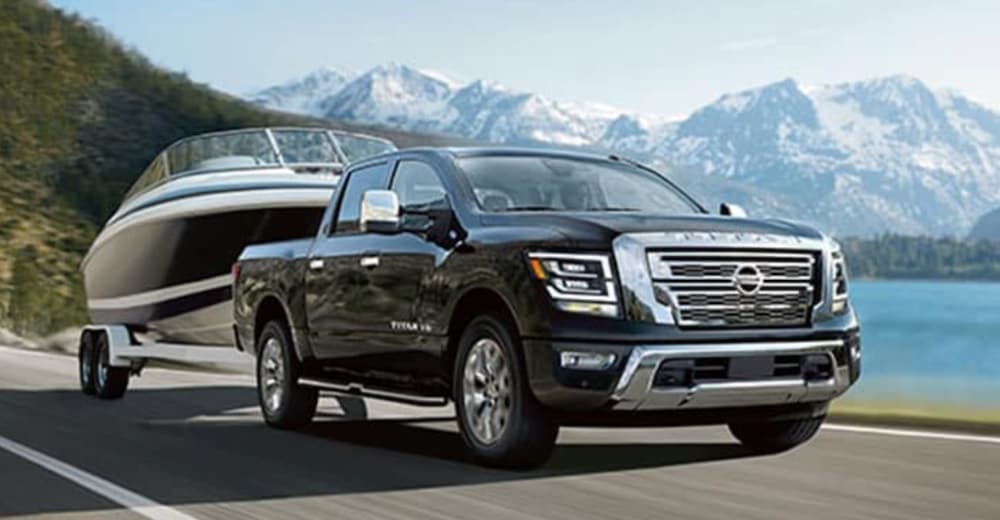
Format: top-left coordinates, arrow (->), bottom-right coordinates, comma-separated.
78,332 -> 96,395
728,415 -> 826,453
454,315 -> 558,469
256,320 -> 317,429
94,332 -> 129,400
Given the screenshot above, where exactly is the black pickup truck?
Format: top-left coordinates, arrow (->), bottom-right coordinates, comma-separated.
233,147 -> 861,468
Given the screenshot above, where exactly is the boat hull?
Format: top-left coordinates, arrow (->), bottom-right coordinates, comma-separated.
83,177 -> 335,346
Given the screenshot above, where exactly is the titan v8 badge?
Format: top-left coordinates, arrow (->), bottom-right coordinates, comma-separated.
391,321 -> 432,333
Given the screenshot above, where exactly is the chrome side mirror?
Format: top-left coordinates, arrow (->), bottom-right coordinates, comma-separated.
720,202 -> 748,218
360,190 -> 400,233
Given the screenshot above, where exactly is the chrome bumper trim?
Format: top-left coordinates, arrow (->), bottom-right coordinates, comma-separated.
611,339 -> 850,411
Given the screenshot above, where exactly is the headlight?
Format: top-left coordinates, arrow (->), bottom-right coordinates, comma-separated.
527,252 -> 619,317
831,246 -> 849,314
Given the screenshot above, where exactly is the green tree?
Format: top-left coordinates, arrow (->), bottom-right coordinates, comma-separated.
7,247 -> 45,335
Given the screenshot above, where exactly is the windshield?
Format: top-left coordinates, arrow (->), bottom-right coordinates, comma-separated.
165,128 -> 345,176
456,155 -> 703,214
270,129 -> 340,164
167,130 -> 280,175
333,132 -> 397,163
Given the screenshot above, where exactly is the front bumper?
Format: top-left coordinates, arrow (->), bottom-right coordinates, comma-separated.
524,327 -> 861,415
610,338 -> 853,411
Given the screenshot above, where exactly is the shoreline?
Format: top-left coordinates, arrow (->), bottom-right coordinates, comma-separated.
830,411 -> 1000,436
852,277 -> 1000,283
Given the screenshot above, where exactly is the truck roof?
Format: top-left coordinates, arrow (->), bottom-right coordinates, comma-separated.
346,146 -> 628,171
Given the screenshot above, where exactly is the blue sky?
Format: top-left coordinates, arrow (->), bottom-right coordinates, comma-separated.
50,0 -> 1000,116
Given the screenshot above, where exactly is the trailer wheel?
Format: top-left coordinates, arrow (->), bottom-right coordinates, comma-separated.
94,331 -> 130,399
78,332 -> 97,395
256,320 -> 317,429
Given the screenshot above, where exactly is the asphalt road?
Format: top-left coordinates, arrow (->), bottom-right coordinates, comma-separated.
0,345 -> 998,520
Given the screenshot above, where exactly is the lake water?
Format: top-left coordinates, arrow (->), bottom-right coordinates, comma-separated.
847,280 -> 1000,410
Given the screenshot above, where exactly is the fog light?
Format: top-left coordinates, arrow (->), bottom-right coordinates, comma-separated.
554,301 -> 619,318
803,354 -> 833,381
832,299 -> 847,314
560,351 -> 617,370
653,359 -> 694,387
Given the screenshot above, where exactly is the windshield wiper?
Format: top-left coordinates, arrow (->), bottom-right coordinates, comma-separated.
587,207 -> 641,212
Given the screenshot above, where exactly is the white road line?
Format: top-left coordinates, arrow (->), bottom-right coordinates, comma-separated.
825,423 -> 1000,445
0,434 -> 198,520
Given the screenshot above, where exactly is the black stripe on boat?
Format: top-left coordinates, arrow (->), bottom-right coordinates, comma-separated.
89,285 -> 233,325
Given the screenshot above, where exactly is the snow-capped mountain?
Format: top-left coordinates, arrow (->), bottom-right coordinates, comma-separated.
252,64 -> 635,146
439,80 -> 623,146
249,67 -> 353,115
320,63 -> 454,129
648,76 -> 1000,235
248,66 -> 1000,236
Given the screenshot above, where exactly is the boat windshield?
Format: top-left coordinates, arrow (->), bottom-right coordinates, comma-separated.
271,128 -> 342,165
122,128 -> 398,202
166,128 -> 342,175
333,131 -> 397,163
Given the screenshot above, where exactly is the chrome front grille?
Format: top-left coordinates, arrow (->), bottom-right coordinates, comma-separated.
647,250 -> 819,328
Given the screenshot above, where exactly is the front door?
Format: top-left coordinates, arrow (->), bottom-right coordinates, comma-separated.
305,159 -> 450,390
368,159 -> 450,387
305,161 -> 391,376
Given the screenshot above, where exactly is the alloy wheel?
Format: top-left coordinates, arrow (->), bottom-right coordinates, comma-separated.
462,337 -> 513,445
260,337 -> 286,414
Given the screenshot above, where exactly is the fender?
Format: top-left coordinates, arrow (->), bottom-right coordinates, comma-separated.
251,290 -> 315,361
443,282 -> 526,337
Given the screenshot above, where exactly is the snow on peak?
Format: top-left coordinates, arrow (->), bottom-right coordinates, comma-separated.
249,66 -> 353,115
416,67 -> 460,89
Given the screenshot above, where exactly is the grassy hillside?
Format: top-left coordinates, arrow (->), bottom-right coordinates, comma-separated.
0,0 -> 460,336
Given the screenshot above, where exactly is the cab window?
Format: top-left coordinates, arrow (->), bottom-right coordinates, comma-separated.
390,160 -> 446,209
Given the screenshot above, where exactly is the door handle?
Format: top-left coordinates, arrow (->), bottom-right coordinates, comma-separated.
308,259 -> 324,270
360,256 -> 380,268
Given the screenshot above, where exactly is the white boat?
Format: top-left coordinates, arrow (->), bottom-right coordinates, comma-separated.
81,127 -> 395,346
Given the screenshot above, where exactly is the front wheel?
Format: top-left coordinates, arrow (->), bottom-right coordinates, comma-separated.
256,320 -> 317,429
454,315 -> 558,469
728,415 -> 826,453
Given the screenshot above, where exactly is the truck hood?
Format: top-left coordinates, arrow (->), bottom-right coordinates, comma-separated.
478,212 -> 824,248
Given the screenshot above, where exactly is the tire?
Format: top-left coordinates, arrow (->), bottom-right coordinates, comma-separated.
453,315 -> 558,469
256,320 -> 318,429
94,332 -> 129,400
78,332 -> 96,396
728,415 -> 826,453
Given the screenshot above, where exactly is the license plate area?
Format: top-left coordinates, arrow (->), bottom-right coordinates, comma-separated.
727,356 -> 775,380
651,354 -> 828,388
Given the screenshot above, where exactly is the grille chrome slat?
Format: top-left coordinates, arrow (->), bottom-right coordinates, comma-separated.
648,249 -> 820,328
